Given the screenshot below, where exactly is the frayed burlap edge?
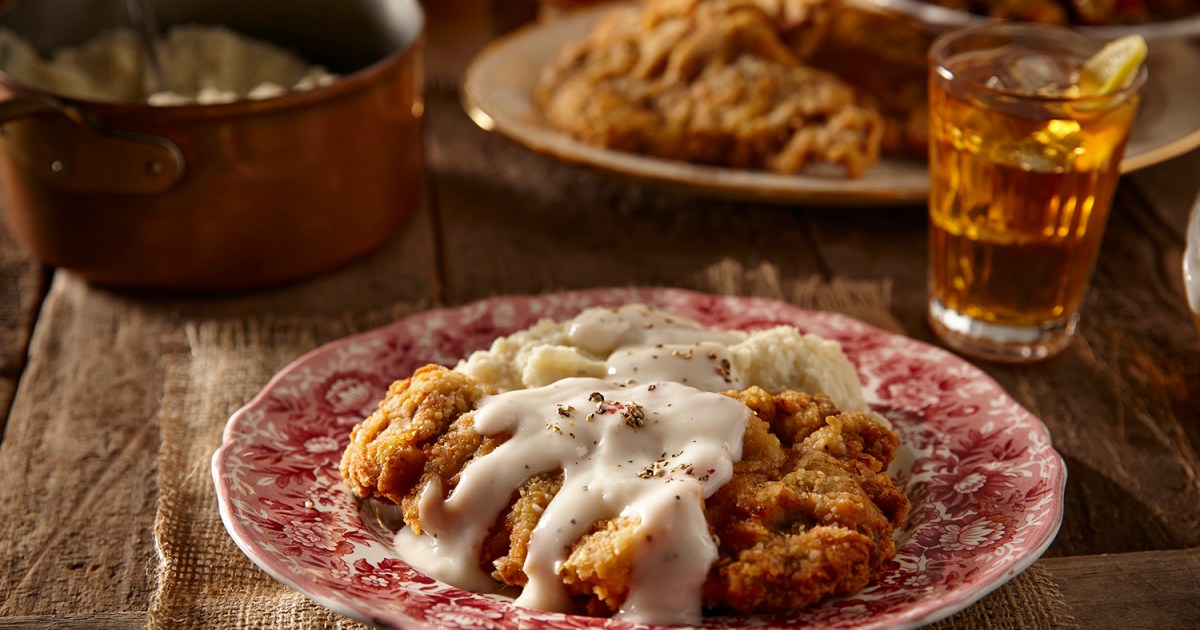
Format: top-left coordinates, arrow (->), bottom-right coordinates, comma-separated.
696,259 -> 904,334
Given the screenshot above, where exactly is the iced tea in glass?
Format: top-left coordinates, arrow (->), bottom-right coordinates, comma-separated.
927,23 -> 1146,363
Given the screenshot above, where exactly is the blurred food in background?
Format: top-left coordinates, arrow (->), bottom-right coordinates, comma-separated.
806,6 -> 932,158
0,25 -> 336,105
534,0 -> 887,177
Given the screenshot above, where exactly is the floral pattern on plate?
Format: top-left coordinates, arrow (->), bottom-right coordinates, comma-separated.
213,287 -> 1065,629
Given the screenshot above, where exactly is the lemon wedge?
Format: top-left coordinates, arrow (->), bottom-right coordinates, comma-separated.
1078,34 -> 1148,96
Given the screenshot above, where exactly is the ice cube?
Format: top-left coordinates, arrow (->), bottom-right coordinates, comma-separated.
990,119 -> 1084,173
1032,119 -> 1085,160
990,140 -> 1061,173
991,48 -> 1079,97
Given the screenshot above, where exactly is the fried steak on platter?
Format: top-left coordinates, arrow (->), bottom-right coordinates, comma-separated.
534,0 -> 886,177
340,364 -> 909,619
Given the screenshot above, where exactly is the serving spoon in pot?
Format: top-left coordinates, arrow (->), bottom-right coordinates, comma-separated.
125,0 -> 168,94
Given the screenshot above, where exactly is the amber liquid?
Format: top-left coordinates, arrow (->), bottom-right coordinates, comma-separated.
928,51 -> 1140,331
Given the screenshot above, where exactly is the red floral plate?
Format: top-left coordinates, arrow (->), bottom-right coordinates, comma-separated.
213,287 -> 1065,629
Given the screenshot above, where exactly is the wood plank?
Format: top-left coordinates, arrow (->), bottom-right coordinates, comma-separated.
1125,149 -> 1200,319
1042,548 -> 1200,628
1045,174 -> 1200,555
1127,147 -> 1200,236
138,200 -> 441,320
0,611 -> 146,630
798,202 -> 929,333
426,90 -> 829,302
0,212 -> 48,436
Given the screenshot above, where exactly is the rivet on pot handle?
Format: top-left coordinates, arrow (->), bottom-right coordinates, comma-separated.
0,93 -> 184,195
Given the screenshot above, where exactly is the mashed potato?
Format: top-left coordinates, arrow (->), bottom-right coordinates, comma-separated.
454,304 -> 869,414
0,25 -> 336,105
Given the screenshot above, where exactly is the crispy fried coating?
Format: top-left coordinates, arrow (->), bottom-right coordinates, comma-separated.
339,365 -> 493,509
732,385 -> 842,445
485,471 -> 563,586
340,367 -> 909,616
534,0 -> 885,177
707,387 -> 908,613
560,514 -> 643,614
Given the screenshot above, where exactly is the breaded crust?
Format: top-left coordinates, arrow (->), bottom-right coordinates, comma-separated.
339,365 -> 493,508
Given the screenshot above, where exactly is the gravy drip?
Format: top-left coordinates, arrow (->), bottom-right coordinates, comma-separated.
400,305 -> 759,624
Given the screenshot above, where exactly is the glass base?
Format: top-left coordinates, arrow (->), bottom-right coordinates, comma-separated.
928,299 -> 1076,364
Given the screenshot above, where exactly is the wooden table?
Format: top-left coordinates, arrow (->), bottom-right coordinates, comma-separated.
2,2 -> 1199,627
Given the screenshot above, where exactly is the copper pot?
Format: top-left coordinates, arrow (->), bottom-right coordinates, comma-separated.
0,0 -> 424,290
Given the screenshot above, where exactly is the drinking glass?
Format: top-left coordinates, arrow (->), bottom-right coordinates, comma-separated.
927,23 -> 1147,363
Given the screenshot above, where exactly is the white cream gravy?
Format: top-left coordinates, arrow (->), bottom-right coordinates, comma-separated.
396,305 -> 757,624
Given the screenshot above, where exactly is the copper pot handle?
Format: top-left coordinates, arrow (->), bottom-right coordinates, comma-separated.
0,93 -> 184,195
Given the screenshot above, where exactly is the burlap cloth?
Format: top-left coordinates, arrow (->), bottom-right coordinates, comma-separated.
150,261 -> 1078,629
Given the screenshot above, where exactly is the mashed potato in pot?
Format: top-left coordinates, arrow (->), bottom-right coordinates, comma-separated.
0,24 -> 336,105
